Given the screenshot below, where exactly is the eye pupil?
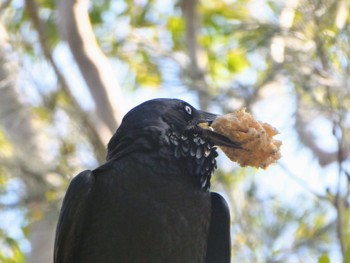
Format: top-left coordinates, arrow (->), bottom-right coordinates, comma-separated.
185,105 -> 192,115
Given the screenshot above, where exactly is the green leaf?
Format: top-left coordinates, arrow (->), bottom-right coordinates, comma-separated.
344,247 -> 350,263
0,129 -> 13,157
318,254 -> 330,263
0,234 -> 25,263
227,49 -> 249,73
167,16 -> 185,49
128,51 -> 161,88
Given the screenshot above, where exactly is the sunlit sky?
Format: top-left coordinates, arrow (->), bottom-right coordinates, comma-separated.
1,0 -> 345,261
15,31 -> 342,263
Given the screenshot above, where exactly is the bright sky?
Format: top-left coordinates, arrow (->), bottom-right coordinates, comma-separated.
1,0 -> 344,261
55,41 -> 342,261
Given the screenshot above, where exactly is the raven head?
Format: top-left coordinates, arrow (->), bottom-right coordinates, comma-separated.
107,98 -> 240,190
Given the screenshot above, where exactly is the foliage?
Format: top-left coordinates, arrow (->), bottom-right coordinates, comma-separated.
0,234 -> 25,263
1,0 -> 350,262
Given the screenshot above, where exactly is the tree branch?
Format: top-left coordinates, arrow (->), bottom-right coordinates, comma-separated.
294,103 -> 348,167
0,0 -> 12,14
0,22 -> 54,263
331,108 -> 346,257
58,0 -> 125,133
25,0 -> 106,162
181,0 -> 211,110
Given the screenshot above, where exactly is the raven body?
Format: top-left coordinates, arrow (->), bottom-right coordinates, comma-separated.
54,99 -> 237,263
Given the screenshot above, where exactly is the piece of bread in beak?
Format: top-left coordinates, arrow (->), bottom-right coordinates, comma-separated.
211,108 -> 282,169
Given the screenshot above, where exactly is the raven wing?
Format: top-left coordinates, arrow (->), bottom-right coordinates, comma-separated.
206,192 -> 231,263
54,170 -> 93,263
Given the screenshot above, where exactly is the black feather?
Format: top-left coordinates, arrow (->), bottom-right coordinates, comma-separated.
54,98 -> 232,263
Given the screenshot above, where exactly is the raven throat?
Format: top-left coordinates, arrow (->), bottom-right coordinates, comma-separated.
168,130 -> 218,191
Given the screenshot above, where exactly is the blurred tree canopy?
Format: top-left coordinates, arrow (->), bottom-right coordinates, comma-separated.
0,0 -> 350,262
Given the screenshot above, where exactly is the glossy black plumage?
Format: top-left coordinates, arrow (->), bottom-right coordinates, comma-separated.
54,98 -> 237,263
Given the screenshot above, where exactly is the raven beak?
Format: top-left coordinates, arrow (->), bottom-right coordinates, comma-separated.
196,111 -> 241,148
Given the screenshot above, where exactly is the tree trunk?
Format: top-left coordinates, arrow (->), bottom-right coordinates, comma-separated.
58,0 -> 125,137
0,23 -> 55,263
181,0 -> 211,110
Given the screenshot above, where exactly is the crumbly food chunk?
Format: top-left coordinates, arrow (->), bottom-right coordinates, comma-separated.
211,108 -> 282,169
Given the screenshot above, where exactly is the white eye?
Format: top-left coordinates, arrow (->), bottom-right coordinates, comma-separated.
184,105 -> 192,115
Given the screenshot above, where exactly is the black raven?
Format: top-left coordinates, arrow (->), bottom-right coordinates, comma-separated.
54,98 -> 240,263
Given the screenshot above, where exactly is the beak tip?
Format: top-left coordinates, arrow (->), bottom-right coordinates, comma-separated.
196,111 -> 241,148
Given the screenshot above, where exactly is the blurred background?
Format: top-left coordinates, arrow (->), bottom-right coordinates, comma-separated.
0,0 -> 349,262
